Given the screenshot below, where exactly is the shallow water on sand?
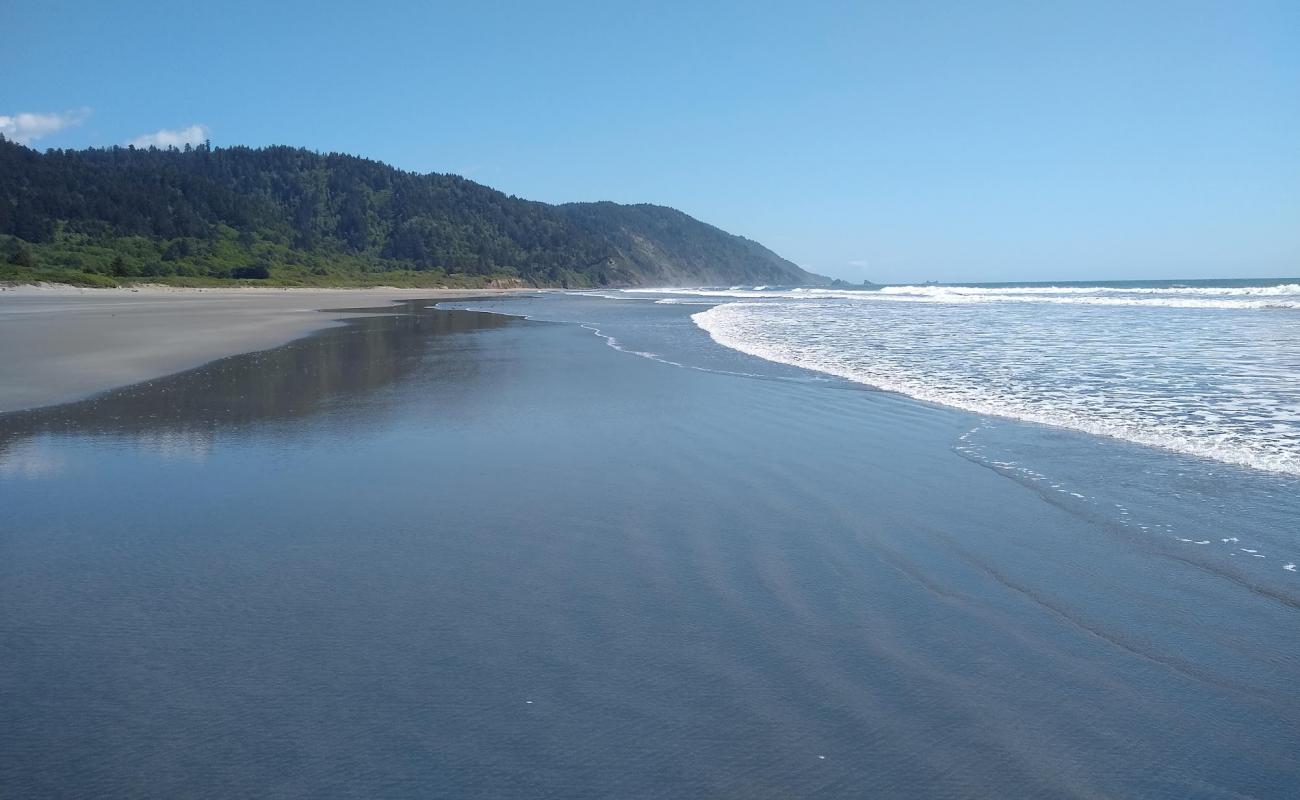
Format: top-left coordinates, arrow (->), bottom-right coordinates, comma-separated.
2,300 -> 1297,798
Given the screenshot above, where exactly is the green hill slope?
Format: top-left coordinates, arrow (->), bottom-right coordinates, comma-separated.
0,138 -> 823,288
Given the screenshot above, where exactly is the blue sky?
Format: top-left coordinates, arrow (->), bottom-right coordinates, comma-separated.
4,0 -> 1297,283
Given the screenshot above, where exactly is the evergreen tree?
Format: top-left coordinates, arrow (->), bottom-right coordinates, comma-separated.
9,244 -> 35,268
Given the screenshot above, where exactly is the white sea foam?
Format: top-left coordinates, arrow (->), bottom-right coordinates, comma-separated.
690,287 -> 1300,476
878,283 -> 1300,296
618,282 -> 1300,310
873,283 -> 1300,309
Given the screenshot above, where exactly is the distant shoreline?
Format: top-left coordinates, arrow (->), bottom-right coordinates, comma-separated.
0,286 -> 532,413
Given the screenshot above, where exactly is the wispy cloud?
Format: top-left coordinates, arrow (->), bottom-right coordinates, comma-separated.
127,124 -> 209,149
0,107 -> 91,144
847,259 -> 869,268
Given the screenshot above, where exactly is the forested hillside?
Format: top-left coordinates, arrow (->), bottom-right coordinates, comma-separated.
0,138 -> 821,288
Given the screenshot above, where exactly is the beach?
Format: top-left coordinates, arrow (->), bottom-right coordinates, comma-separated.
1,293 -> 1297,798
0,286 -> 526,412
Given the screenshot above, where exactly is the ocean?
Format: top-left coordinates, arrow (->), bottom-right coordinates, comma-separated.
451,282 -> 1300,590
2,291 -> 1297,797
623,279 -> 1300,475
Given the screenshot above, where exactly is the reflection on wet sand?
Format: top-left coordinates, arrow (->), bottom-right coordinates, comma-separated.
0,302 -> 515,472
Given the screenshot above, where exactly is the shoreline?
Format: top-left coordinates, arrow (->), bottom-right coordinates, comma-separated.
0,285 -> 533,412
3,297 -> 1295,797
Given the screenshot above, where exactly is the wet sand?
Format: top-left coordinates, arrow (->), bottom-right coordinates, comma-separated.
1,301 -> 1296,798
0,286 -> 528,412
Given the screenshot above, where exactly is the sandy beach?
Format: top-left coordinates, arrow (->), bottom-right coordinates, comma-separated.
2,295 -> 1297,798
0,285 -> 528,412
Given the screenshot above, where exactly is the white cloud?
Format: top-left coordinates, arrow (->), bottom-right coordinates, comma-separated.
0,108 -> 91,144
127,124 -> 209,149
847,259 -> 870,268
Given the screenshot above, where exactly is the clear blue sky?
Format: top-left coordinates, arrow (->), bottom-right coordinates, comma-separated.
5,0 -> 1297,283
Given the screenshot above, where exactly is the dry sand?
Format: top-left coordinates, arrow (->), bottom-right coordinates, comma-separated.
0,285 -> 526,412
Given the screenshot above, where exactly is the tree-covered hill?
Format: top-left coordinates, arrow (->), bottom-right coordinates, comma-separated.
560,202 -> 810,287
0,137 -> 823,288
